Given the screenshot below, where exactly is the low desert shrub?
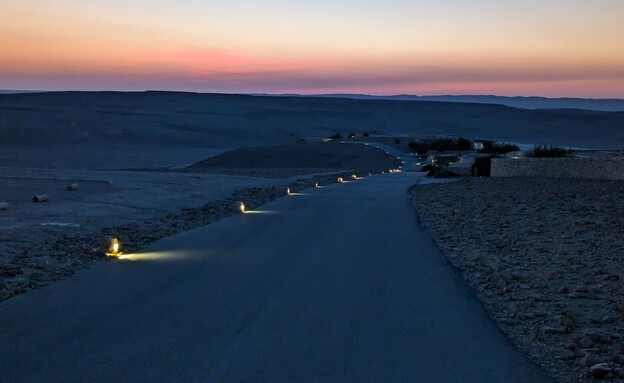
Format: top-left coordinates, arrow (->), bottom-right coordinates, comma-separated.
423,165 -> 459,178
458,137 -> 473,150
409,140 -> 430,155
530,144 -> 572,158
480,140 -> 520,154
408,137 -> 473,154
328,133 -> 342,140
429,138 -> 458,152
429,137 -> 473,152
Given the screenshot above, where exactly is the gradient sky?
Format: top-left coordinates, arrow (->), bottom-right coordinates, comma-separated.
1,0 -> 623,97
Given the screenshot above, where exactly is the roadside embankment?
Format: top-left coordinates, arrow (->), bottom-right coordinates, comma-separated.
0,172 -> 359,302
411,177 -> 624,382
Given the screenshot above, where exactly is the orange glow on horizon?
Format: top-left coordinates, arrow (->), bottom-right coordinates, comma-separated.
1,1 -> 623,97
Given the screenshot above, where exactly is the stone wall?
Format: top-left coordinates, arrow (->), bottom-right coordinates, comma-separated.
491,158 -> 624,180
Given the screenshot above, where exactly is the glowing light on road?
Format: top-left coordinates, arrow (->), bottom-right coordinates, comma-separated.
288,192 -> 308,196
351,174 -> 357,180
235,201 -> 278,215
105,238 -> 122,257
119,251 -> 191,262
315,182 -> 320,188
286,187 -> 291,195
337,177 -> 344,183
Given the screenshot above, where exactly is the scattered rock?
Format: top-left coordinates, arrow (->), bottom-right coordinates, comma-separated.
580,336 -> 594,348
542,326 -> 567,335
612,354 -> 624,365
0,265 -> 23,277
584,330 -> 613,344
568,292 -> 587,299
555,348 -> 576,360
411,177 -> 624,383
29,271 -> 47,283
581,353 -> 602,367
590,362 -> 613,378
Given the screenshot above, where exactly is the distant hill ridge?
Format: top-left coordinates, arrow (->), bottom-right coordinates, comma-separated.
3,90 -> 623,111
2,91 -> 624,152
255,93 -> 624,112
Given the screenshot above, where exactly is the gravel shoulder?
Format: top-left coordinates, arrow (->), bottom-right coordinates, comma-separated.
411,177 -> 624,382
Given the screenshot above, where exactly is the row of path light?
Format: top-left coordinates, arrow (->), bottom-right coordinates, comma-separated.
107,168 -> 403,258
237,169 -> 400,216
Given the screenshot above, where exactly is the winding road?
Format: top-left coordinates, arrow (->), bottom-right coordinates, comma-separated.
0,172 -> 551,382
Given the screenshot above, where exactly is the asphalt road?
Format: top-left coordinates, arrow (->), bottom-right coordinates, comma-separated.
343,140 -> 417,170
0,173 -> 552,382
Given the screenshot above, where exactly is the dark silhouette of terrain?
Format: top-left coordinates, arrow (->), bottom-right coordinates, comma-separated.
308,94 -> 624,112
1,91 -> 623,169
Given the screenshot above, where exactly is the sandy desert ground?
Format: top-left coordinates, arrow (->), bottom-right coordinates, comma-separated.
412,177 -> 624,382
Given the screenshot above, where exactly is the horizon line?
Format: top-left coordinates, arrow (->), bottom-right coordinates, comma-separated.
2,89 -> 623,101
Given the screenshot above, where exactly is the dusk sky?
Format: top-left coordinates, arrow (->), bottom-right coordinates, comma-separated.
1,1 -> 623,97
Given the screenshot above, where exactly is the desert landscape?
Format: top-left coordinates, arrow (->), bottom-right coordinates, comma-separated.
1,91 -> 624,381
2,1 -> 624,381
0,130 -> 401,301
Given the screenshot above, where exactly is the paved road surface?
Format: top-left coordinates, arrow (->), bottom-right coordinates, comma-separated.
0,173 -> 552,382
343,141 -> 417,170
